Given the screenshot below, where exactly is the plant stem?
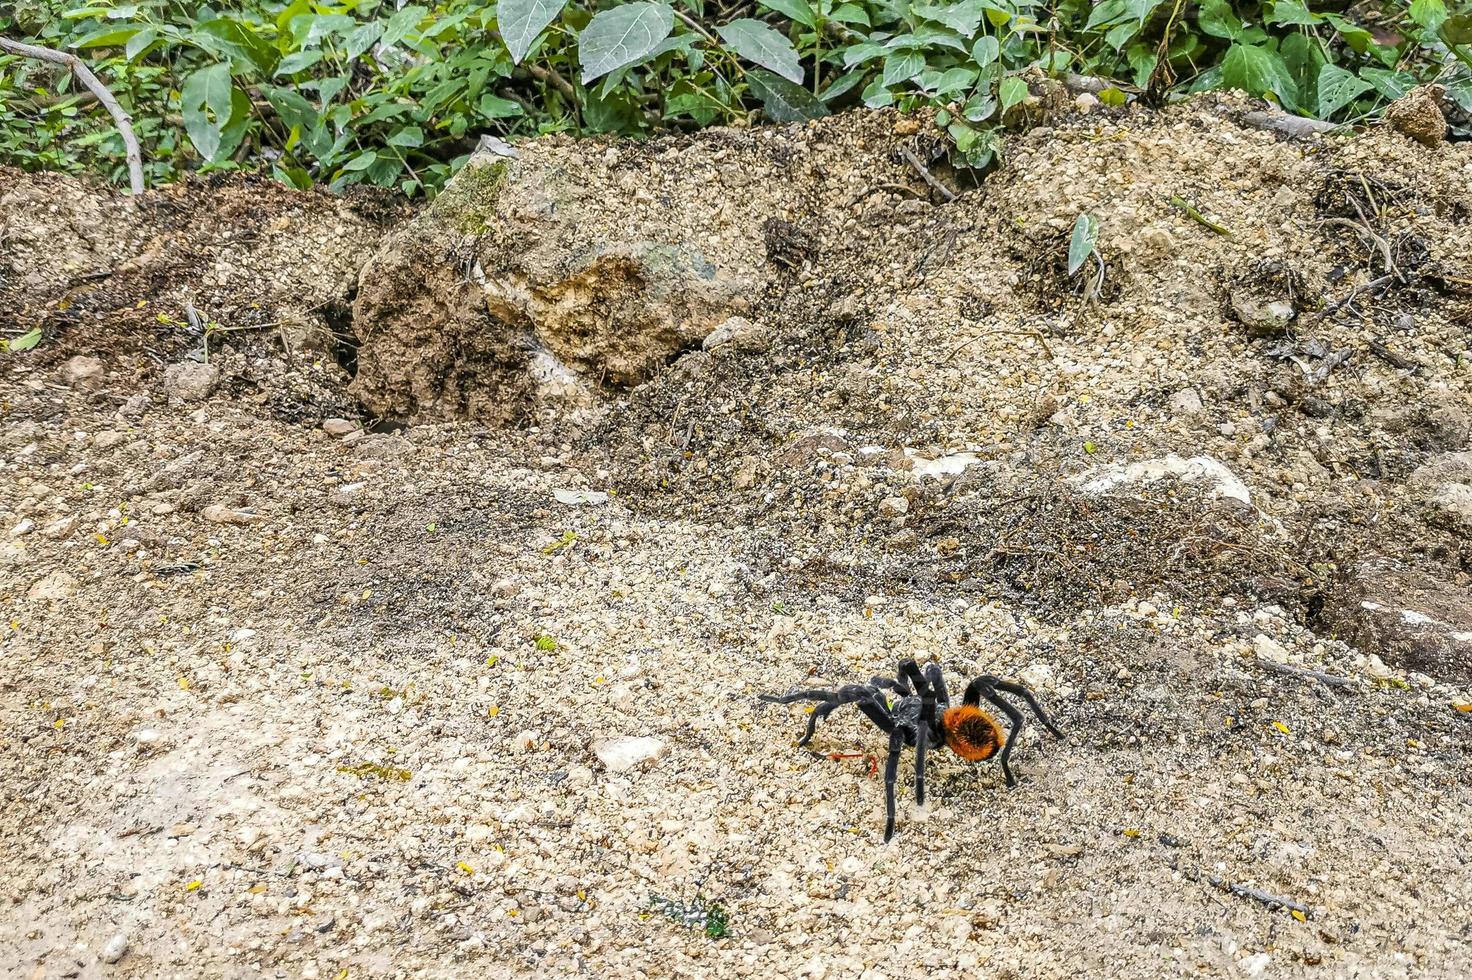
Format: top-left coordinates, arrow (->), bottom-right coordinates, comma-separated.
1166,194 -> 1231,235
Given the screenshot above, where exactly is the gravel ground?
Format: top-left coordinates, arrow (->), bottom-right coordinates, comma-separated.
4,96 -> 1472,978
2,377 -> 1468,979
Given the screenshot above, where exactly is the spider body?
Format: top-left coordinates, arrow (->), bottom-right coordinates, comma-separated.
759,658 -> 1062,842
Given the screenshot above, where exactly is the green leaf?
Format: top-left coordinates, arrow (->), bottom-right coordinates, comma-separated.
913,1 -> 987,37
1068,213 -> 1099,277
1221,43 -> 1297,110
275,49 -> 323,76
1086,0 -> 1127,31
1197,0 -> 1241,40
818,68 -> 866,101
478,93 -> 525,119
971,35 -> 1000,67
71,27 -> 139,49
882,50 -> 924,87
931,67 -> 979,96
999,75 -> 1029,112
578,2 -> 674,83
830,3 -> 871,27
1360,67 -> 1415,101
124,28 -> 156,60
345,21 -> 384,59
1279,33 -> 1324,106
861,76 -> 894,108
387,126 -> 425,148
1443,12 -> 1472,45
1267,0 -> 1322,27
1316,64 -> 1372,119
717,18 -> 803,84
381,5 -> 428,48
1098,87 -> 1127,107
499,0 -> 571,64
1409,0 -> 1447,31
758,0 -> 816,29
7,328 -> 43,353
1125,0 -> 1164,21
747,68 -> 829,122
180,63 -> 234,161
342,151 -> 379,172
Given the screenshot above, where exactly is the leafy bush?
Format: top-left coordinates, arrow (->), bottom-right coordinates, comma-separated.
2,0 -> 1469,196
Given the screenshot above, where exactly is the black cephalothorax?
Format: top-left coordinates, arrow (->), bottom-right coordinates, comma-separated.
759,658 -> 1063,842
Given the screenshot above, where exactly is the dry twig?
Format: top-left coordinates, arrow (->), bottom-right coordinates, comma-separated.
896,145 -> 957,202
0,36 -> 145,193
1170,861 -> 1314,918
1257,658 -> 1354,690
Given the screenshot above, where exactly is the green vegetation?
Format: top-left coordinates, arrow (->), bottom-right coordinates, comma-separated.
2,1 -> 1469,196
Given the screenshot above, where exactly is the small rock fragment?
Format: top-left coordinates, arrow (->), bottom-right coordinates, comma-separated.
879,496 -> 909,517
322,418 -> 361,438
592,735 -> 668,773
702,315 -> 770,353
1168,388 -> 1203,416
202,504 -> 264,525
10,519 -> 34,537
28,571 -> 78,601
552,489 -> 609,506
61,355 -> 104,388
100,933 -> 129,964
164,362 -> 220,401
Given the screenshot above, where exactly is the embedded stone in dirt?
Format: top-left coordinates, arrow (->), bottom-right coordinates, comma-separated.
592,736 -> 668,773
28,571 -> 78,601
61,355 -> 104,388
1320,560 -> 1472,684
202,504 -> 264,525
1075,454 -> 1252,506
164,362 -> 219,402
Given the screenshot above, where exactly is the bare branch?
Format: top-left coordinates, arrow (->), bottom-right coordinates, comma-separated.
0,36 -> 145,194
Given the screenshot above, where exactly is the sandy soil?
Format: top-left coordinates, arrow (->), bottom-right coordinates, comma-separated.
3,95 -> 1472,979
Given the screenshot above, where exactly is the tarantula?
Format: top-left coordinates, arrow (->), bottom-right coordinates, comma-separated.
760,658 -> 1062,842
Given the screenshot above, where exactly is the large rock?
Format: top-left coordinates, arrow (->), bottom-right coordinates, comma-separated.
1320,560 -> 1472,683
349,115 -> 909,423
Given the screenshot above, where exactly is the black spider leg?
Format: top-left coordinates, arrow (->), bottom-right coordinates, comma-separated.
882,727 -> 904,843
868,675 -> 909,696
991,679 -> 1064,738
963,676 -> 1036,787
923,662 -> 950,709
761,685 -> 881,747
897,660 -> 937,806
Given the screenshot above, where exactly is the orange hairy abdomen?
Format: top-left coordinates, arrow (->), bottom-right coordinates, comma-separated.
942,706 -> 1002,761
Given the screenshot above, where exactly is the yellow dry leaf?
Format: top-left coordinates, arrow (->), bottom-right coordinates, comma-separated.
53,718 -> 64,729
1122,828 -> 1141,838
1272,720 -> 1291,735
1453,702 -> 1472,713
1291,909 -> 1307,922
486,656 -> 499,667
96,533 -> 109,545
457,861 -> 474,875
185,880 -> 202,892
361,589 -> 373,600
486,705 -> 500,718
576,890 -> 586,901
247,884 -> 267,894
178,677 -> 191,691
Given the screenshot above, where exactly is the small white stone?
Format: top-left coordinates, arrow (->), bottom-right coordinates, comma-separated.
100,932 -> 129,964
512,730 -> 539,753
592,735 -> 668,773
1252,634 -> 1290,663
10,519 -> 34,537
879,496 -> 909,517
